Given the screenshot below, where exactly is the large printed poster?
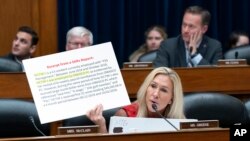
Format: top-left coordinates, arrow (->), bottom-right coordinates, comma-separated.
23,42 -> 130,124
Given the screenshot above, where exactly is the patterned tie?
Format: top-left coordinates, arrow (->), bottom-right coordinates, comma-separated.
186,48 -> 193,67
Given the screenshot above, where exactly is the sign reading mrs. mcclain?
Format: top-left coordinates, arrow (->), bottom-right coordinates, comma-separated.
23,42 -> 130,124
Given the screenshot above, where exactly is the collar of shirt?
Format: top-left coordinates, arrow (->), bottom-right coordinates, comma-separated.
14,56 -> 29,72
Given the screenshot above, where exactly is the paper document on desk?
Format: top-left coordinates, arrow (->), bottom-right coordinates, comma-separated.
23,42 -> 130,124
109,116 -> 197,133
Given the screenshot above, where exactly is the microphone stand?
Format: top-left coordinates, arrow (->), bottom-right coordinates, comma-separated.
152,104 -> 178,131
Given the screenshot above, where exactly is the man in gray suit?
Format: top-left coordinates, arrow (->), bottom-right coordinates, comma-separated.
153,6 -> 222,68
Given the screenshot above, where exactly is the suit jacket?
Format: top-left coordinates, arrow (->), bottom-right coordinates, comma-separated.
153,35 -> 223,68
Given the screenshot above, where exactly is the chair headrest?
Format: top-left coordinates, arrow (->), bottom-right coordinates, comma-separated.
224,45 -> 250,64
0,99 -> 50,137
184,93 -> 249,127
138,50 -> 158,62
0,58 -> 22,72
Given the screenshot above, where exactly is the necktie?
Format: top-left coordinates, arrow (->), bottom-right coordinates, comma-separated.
186,48 -> 193,67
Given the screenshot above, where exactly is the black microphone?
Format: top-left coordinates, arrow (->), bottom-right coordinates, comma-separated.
29,116 -> 46,136
152,103 -> 178,131
235,51 -> 238,59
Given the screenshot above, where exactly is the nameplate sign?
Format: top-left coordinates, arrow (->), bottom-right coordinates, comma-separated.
180,120 -> 219,129
109,116 -> 198,133
23,42 -> 130,124
123,62 -> 153,69
217,59 -> 247,66
58,125 -> 99,135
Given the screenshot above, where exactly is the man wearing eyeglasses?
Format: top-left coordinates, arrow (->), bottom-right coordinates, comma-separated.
65,26 -> 93,51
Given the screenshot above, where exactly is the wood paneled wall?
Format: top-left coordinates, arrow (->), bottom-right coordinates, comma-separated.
0,0 -> 58,57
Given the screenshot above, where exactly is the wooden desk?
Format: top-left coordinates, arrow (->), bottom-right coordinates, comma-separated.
0,67 -> 249,135
122,66 -> 250,99
1,66 -> 250,100
0,72 -> 30,99
0,128 -> 229,141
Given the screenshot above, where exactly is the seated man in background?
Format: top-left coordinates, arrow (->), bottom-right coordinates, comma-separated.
129,25 -> 167,62
86,67 -> 185,133
153,6 -> 222,68
65,26 -> 93,51
2,26 -> 38,71
228,30 -> 249,48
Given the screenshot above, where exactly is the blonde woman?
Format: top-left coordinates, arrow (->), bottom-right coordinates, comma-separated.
87,67 -> 185,133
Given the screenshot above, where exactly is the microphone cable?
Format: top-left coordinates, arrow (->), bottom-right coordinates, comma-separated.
29,116 -> 46,136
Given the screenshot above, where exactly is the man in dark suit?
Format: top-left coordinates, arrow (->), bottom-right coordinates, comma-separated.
2,26 -> 38,71
153,6 -> 222,68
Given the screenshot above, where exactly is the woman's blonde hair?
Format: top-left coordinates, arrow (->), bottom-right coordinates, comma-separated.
136,67 -> 185,119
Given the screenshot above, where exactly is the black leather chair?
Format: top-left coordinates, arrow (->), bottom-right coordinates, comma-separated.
0,58 -> 22,72
224,45 -> 250,64
138,50 -> 157,62
0,99 -> 50,137
184,92 -> 249,127
63,108 -> 119,130
244,99 -> 250,120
